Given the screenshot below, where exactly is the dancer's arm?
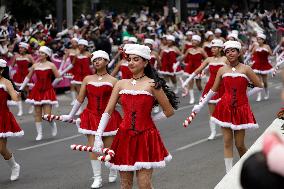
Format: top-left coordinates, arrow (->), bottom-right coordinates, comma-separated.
110,61 -> 122,77
6,79 -> 20,101
245,65 -> 263,88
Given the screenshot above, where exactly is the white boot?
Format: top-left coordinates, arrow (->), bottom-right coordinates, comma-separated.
17,101 -> 23,116
264,89 -> 269,100
256,92 -> 261,102
108,169 -> 117,183
91,160 -> 102,188
208,119 -> 216,140
70,91 -> 76,105
50,121 -> 57,137
35,122 -> 43,141
189,89 -> 195,104
28,105 -> 34,114
6,154 -> 20,181
224,158 -> 233,174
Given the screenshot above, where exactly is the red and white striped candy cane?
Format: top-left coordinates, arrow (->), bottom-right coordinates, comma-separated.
70,144 -> 95,152
98,148 -> 115,162
183,111 -> 197,127
42,114 -> 77,124
272,66 -> 279,77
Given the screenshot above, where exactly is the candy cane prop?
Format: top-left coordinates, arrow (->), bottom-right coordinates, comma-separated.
42,114 -> 77,124
70,144 -> 115,162
183,112 -> 197,127
272,59 -> 284,77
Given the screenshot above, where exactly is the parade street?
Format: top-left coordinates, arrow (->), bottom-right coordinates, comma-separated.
0,76 -> 282,189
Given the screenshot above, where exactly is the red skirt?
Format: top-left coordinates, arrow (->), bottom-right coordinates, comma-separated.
211,101 -> 258,130
251,61 -> 273,75
78,109 -> 122,136
0,111 -> 24,138
202,80 -> 224,104
26,87 -> 58,105
105,127 -> 172,171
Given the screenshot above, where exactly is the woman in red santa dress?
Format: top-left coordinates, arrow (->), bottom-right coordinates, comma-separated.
0,59 -> 23,181
94,44 -> 178,189
183,39 -> 227,140
11,42 -> 35,116
191,41 -> 263,173
183,34 -> 208,104
203,31 -> 214,57
251,33 -> 273,102
182,31 -> 194,54
159,34 -> 183,94
62,37 -> 80,105
19,46 -> 61,141
61,50 -> 122,188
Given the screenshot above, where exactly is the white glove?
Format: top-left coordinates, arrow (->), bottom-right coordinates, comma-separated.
247,87 -> 263,96
60,99 -> 82,121
173,61 -> 180,72
192,89 -> 216,113
182,73 -> 196,88
60,64 -> 74,76
152,111 -> 167,121
19,77 -> 30,91
52,77 -> 63,87
93,113 -> 111,152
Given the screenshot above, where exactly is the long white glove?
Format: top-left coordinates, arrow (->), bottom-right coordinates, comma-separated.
19,77 -> 30,91
182,72 -> 196,88
52,77 -> 63,87
173,61 -> 180,72
59,64 -> 74,76
192,89 -> 216,113
152,111 -> 167,121
61,99 -> 82,121
93,113 -> 111,152
247,87 -> 263,96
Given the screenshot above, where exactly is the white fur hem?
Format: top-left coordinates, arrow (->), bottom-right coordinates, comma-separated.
158,71 -> 175,76
78,128 -> 117,136
211,117 -> 259,130
70,80 -> 82,85
0,131 -> 24,138
25,99 -> 58,105
105,154 -> 172,171
253,69 -> 273,75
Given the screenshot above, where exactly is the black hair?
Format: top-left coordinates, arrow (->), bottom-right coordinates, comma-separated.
0,66 -> 19,99
144,62 -> 179,110
241,152 -> 284,189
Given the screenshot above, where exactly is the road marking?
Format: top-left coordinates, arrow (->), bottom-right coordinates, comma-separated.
275,85 -> 282,89
175,133 -> 222,152
17,134 -> 82,151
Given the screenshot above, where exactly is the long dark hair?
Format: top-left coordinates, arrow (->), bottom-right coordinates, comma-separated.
0,66 -> 19,99
144,63 -> 179,110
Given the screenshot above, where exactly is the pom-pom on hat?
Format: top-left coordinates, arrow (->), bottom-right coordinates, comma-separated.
124,44 -> 151,60
91,50 -> 110,62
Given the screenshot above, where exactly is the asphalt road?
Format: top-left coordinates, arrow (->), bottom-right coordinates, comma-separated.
0,76 -> 282,189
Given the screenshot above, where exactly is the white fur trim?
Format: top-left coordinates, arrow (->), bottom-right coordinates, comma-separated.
253,68 -> 273,75
34,67 -> 52,71
158,70 -> 175,76
78,128 -> 117,136
208,62 -> 226,66
256,47 -> 269,52
16,57 -> 30,61
77,55 -> 88,59
0,84 -> 7,91
105,154 -> 172,171
25,99 -> 58,105
222,73 -> 249,81
0,131 -> 24,138
119,89 -> 153,96
70,80 -> 82,85
211,117 -> 259,130
87,81 -> 113,87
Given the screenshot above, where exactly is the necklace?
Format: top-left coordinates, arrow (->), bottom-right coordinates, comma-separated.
97,73 -> 108,80
230,62 -> 239,72
131,74 -> 145,86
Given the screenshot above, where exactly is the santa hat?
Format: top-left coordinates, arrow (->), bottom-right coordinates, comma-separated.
124,44 -> 151,60
166,35 -> 175,42
205,31 -> 214,39
224,41 -> 242,51
186,31 -> 193,36
91,50 -> 110,62
128,37 -> 138,43
0,59 -> 7,67
210,39 -> 223,48
19,42 -> 29,50
215,28 -> 222,34
144,38 -> 154,45
71,37 -> 79,43
78,39 -> 88,46
227,33 -> 239,41
257,33 -> 266,40
192,35 -> 201,42
39,46 -> 52,57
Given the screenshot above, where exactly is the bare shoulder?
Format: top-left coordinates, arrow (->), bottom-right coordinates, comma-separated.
83,75 -> 94,83
107,75 -> 118,84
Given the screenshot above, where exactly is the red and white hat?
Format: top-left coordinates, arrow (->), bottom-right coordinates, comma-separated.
71,37 -> 79,43
227,33 -> 238,41
224,41 -> 242,51
91,50 -> 110,62
19,42 -> 29,50
257,33 -> 266,40
205,31 -> 214,39
78,39 -> 88,46
192,35 -> 201,42
186,31 -> 193,36
144,38 -> 154,45
0,59 -> 7,67
128,37 -> 138,43
123,36 -> 129,42
124,44 -> 151,60
210,39 -> 223,48
215,28 -> 222,34
39,46 -> 52,57
166,35 -> 175,42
